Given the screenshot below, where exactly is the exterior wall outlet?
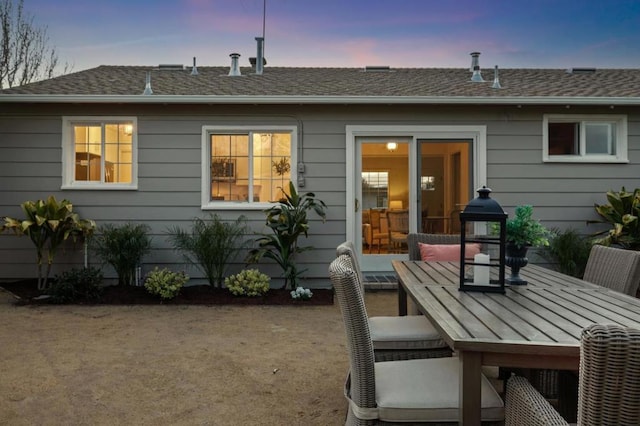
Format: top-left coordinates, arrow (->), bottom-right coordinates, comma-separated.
297,176 -> 305,187
297,162 -> 305,173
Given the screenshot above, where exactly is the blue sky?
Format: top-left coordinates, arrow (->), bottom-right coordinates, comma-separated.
25,0 -> 640,72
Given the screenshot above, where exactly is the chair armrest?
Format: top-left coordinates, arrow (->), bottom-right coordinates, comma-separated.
505,375 -> 568,426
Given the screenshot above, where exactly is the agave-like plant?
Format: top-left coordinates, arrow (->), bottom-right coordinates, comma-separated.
247,181 -> 327,290
591,187 -> 640,249
1,196 -> 96,290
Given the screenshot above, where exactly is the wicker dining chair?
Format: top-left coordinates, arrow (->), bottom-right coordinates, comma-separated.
386,210 -> 409,253
583,244 -> 640,296
336,241 -> 451,362
329,254 -> 505,425
505,324 -> 640,426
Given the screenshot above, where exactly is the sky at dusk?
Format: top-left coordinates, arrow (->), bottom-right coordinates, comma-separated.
23,0 -> 640,72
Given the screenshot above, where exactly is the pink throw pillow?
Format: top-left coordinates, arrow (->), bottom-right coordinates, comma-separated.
418,242 -> 481,262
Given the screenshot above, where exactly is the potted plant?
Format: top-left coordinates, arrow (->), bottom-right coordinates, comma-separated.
502,205 -> 549,284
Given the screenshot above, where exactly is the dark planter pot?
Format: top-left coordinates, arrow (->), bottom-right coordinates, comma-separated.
506,243 -> 529,285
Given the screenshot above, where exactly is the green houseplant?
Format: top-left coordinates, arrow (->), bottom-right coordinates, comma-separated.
247,181 -> 327,290
1,196 -> 96,290
500,205 -> 549,285
504,205 -> 550,250
590,187 -> 640,249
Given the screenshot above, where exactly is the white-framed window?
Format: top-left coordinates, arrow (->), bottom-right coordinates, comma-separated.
542,114 -> 628,163
62,116 -> 137,189
201,125 -> 297,209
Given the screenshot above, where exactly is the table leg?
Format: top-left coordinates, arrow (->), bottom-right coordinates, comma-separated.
459,351 -> 482,426
397,281 -> 407,316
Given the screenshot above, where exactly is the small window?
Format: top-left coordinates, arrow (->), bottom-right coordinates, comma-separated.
543,115 -> 627,163
62,117 -> 137,189
202,126 -> 297,209
362,171 -> 389,209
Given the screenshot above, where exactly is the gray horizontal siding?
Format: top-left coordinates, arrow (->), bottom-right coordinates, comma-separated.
1,103 -> 640,281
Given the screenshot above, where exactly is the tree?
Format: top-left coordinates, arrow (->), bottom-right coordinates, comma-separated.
0,0 -> 67,89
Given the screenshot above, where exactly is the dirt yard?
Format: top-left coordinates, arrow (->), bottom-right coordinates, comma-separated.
0,288 -> 397,425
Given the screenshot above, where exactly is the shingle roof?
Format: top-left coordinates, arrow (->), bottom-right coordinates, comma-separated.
2,65 -> 640,104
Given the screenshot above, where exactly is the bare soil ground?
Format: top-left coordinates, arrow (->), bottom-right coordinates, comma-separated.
0,285 -> 397,425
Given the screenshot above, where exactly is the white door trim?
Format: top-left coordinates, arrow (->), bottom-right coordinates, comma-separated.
345,125 -> 487,272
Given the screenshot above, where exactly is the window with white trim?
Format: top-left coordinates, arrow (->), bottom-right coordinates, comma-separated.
202,125 -> 297,208
543,114 -> 627,163
62,117 -> 137,189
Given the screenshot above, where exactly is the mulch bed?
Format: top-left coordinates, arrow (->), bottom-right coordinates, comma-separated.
0,279 -> 334,306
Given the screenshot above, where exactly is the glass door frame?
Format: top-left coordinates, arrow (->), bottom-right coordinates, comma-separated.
346,125 -> 487,272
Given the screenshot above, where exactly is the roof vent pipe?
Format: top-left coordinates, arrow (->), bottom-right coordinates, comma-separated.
470,52 -> 484,82
255,37 -> 264,75
142,71 -> 153,95
470,52 -> 480,72
191,57 -> 198,76
228,53 -> 242,76
492,65 -> 501,89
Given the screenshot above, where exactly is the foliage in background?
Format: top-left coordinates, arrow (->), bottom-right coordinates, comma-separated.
225,269 -> 270,297
91,223 -> 152,286
167,214 -> 249,288
591,187 -> 640,250
144,267 -> 189,300
540,228 -> 593,278
247,181 -> 327,290
503,205 -> 550,249
1,196 -> 96,290
48,266 -> 103,304
0,0 -> 70,89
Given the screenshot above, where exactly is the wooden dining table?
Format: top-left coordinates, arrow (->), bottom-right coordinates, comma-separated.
392,260 -> 640,425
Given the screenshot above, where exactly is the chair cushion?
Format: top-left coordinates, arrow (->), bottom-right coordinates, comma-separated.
375,357 -> 504,422
419,242 -> 481,262
369,315 -> 447,350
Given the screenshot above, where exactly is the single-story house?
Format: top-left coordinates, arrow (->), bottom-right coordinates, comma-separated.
2,51 -> 640,287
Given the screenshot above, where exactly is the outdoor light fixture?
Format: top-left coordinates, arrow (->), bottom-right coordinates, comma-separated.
459,186 -> 507,293
386,142 -> 398,152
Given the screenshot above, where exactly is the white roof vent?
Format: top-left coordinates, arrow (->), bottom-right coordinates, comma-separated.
492,65 -> 501,89
142,71 -> 153,95
228,53 -> 242,76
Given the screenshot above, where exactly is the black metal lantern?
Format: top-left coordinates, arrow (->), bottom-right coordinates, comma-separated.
459,186 -> 507,293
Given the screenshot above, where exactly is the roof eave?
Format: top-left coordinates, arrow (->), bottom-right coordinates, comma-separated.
1,94 -> 640,106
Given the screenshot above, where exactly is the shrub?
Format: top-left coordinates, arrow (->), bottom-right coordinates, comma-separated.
247,181 -> 327,290
540,228 -> 593,278
91,223 -> 152,286
1,196 -> 96,290
144,267 -> 189,300
167,214 -> 249,288
290,286 -> 313,301
49,267 -> 104,304
225,269 -> 270,297
591,187 -> 640,249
